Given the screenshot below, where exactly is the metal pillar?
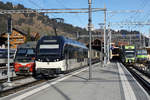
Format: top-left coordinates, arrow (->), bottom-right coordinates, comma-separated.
140,32 -> 142,47
107,24 -> 111,62
149,29 -> 150,46
7,17 -> 12,83
104,5 -> 107,65
7,32 -> 10,83
88,0 -> 92,80
130,34 -> 131,45
143,35 -> 145,47
149,37 -> 150,47
109,23 -> 112,60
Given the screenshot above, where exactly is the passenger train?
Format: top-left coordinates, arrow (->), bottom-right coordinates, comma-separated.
35,36 -> 89,76
0,48 -> 15,66
136,48 -> 148,64
120,45 -> 136,66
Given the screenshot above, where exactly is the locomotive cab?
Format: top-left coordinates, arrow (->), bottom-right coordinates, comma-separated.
14,42 -> 36,75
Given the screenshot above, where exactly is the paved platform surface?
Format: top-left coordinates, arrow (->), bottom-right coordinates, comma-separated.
0,62 -> 150,100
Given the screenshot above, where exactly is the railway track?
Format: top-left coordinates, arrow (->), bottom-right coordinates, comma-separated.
0,78 -> 47,97
0,60 -> 100,97
0,76 -> 31,84
126,66 -> 150,95
133,65 -> 150,78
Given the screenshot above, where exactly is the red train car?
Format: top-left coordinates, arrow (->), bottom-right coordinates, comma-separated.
14,42 -> 36,75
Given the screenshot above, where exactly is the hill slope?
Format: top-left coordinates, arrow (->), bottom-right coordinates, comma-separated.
0,1 -> 88,41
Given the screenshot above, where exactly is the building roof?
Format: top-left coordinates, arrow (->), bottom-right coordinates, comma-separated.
0,28 -> 27,36
12,28 -> 27,36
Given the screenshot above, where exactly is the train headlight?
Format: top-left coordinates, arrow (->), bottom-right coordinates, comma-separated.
54,59 -> 59,62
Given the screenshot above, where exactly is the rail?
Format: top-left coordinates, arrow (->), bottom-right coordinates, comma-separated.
127,67 -> 150,94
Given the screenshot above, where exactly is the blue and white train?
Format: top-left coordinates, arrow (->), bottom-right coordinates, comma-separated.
35,36 -> 88,76
0,48 -> 15,66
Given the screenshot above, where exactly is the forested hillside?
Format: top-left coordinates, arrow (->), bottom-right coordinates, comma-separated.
0,1 -> 88,41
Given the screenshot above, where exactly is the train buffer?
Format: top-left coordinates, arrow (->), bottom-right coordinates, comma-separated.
1,62 -> 150,100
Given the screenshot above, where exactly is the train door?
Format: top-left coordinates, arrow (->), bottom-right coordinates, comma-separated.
64,45 -> 69,71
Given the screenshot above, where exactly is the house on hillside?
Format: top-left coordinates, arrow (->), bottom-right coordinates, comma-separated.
0,28 -> 27,49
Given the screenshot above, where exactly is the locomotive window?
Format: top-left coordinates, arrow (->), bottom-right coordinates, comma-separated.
137,50 -> 147,55
17,49 -> 26,54
137,51 -> 141,54
142,50 -> 147,54
27,49 -> 35,55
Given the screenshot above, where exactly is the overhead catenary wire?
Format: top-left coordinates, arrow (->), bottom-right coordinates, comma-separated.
54,0 -> 85,26
129,0 -> 149,31
0,9 -> 144,15
0,8 -> 106,14
28,0 -> 56,18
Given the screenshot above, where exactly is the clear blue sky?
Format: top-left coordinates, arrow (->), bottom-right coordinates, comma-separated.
2,0 -> 150,36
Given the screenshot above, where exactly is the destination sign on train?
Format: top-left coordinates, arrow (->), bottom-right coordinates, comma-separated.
43,40 -> 57,42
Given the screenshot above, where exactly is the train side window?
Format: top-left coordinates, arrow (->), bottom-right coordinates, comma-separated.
70,46 -> 76,59
66,45 -> 73,59
64,45 -> 69,59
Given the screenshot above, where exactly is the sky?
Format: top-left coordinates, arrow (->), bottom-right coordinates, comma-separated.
1,0 -> 150,36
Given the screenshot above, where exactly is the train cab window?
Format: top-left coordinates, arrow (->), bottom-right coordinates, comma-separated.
17,49 -> 26,54
27,49 -> 35,55
16,49 -> 35,57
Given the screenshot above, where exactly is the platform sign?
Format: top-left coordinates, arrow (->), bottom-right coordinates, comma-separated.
7,17 -> 12,34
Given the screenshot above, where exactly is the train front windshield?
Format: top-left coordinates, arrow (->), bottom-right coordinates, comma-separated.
15,48 -> 35,62
125,52 -> 135,58
112,48 -> 119,54
36,43 -> 62,62
137,50 -> 147,55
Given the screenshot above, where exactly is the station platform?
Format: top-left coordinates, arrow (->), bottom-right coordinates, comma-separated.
0,62 -> 150,100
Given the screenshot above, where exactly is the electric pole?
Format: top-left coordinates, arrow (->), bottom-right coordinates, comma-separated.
149,29 -> 150,46
88,0 -> 92,80
7,16 -> 12,84
104,5 -> 107,66
107,23 -> 111,62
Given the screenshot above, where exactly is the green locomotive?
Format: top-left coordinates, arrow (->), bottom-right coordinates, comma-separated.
136,49 -> 148,64
120,45 -> 136,66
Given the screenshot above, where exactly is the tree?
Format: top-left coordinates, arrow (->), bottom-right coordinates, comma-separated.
25,27 -> 32,42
